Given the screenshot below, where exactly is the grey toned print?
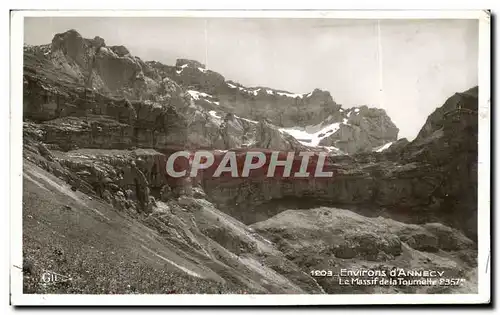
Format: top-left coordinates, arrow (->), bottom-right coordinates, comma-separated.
19,14 -> 482,300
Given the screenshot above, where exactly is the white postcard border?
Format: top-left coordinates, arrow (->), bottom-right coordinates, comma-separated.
9,9 -> 491,306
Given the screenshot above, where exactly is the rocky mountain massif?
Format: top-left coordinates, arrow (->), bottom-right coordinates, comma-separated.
24,29 -> 398,155
21,29 -> 478,294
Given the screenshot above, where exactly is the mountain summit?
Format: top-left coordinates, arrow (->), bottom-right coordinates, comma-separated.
25,29 -> 398,154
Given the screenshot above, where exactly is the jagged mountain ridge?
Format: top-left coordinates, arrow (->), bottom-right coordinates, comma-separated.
166,58 -> 399,154
24,29 -> 399,154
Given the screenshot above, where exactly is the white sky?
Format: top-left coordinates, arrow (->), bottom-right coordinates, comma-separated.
24,17 -> 478,140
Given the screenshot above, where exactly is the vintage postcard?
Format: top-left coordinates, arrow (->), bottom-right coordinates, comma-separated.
10,10 -> 491,305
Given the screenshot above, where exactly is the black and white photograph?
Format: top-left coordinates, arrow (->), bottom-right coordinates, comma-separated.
9,10 -> 491,306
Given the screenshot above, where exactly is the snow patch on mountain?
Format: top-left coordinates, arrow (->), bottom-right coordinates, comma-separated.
187,90 -> 213,100
279,121 -> 341,147
206,109 -> 257,127
321,146 -> 345,155
208,110 -> 223,125
346,108 -> 360,118
250,89 -> 261,96
176,64 -> 189,74
208,110 -> 221,119
238,116 -> 258,124
374,142 -> 393,153
225,82 -> 312,99
144,100 -> 163,109
276,91 -> 304,98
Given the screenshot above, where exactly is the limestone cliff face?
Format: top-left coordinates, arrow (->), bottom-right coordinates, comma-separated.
403,87 -> 479,239
23,30 -> 477,239
23,30 -> 304,153
202,88 -> 479,240
49,29 -> 153,98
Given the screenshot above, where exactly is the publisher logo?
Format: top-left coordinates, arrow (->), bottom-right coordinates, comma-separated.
41,270 -> 71,284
